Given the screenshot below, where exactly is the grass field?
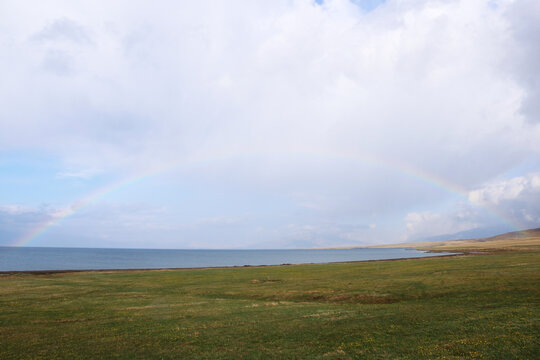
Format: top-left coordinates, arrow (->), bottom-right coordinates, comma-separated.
1,236 -> 539,359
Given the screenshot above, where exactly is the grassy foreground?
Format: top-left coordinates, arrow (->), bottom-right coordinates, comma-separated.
1,251 -> 539,359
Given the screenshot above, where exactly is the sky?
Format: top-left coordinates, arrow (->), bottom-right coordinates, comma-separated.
0,0 -> 539,249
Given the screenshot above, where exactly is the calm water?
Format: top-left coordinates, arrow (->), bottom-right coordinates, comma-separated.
0,247 -> 453,272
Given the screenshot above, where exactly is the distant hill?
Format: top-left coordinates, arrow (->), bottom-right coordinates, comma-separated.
369,227 -> 540,252
486,228 -> 540,240
410,225 -> 516,243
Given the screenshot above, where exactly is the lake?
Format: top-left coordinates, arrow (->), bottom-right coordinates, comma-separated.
0,247 -> 454,272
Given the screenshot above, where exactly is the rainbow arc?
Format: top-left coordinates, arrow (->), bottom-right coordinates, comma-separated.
12,151 -> 521,246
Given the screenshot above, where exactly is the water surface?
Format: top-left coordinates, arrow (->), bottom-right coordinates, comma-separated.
0,247 -> 453,272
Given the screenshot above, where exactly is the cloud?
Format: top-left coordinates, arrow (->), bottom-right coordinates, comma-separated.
0,0 -> 539,247
31,18 -> 92,44
404,172 -> 540,241
188,216 -> 245,227
0,205 -> 34,215
0,205 -> 55,244
506,0 -> 540,124
469,173 -> 540,205
404,209 -> 480,240
30,18 -> 93,76
56,167 -> 102,179
0,202 -> 172,247
1,0 -> 537,175
468,172 -> 540,227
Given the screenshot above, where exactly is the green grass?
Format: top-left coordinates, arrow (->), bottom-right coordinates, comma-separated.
1,252 -> 539,359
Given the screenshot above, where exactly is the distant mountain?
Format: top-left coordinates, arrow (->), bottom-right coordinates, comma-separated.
369,227 -> 540,251
412,225 -> 517,243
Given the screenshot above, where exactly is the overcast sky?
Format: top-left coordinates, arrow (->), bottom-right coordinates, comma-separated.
1,0 -> 539,248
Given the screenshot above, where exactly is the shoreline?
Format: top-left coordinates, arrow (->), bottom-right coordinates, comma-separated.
0,252 -> 466,275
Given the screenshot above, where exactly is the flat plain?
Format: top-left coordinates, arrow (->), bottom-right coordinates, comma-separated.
1,231 -> 539,359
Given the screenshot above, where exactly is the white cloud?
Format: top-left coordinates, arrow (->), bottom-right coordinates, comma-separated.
57,167 -> 102,179
468,172 -> 540,205
505,0 -> 540,125
405,172 -> 540,241
1,0 -> 537,176
0,205 -> 33,215
468,172 -> 540,228
188,216 -> 246,227
404,210 -> 479,240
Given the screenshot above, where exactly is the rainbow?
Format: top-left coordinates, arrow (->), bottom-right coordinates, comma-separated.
313,150 -> 521,231
11,173 -> 155,247
12,150 -> 522,247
